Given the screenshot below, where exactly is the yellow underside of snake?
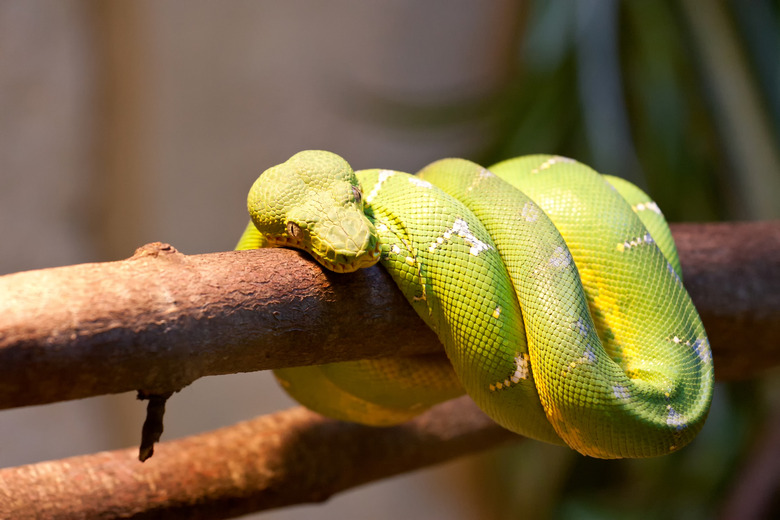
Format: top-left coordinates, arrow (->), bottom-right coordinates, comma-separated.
237,150 -> 714,459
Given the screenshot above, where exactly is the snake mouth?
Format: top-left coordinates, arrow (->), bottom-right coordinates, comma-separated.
266,234 -> 381,273
325,240 -> 382,273
317,240 -> 382,273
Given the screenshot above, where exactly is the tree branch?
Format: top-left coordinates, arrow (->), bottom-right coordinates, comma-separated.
0,243 -> 439,409
0,222 -> 778,412
0,397 -> 516,519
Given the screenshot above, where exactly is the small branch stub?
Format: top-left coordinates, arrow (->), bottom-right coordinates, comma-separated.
137,390 -> 174,462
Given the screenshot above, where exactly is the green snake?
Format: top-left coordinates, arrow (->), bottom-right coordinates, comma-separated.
237,150 -> 713,459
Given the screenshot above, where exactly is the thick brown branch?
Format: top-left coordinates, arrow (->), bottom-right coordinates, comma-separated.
0,222 -> 778,411
0,397 -> 516,519
673,221 -> 780,379
0,243 -> 439,409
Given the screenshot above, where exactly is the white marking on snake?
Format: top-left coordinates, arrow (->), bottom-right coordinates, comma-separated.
574,317 -> 589,337
582,345 -> 597,363
531,156 -> 575,174
408,177 -> 433,189
670,335 -> 711,364
548,246 -> 572,269
616,232 -> 654,252
511,353 -> 529,383
466,167 -> 495,194
492,306 -> 501,319
667,262 -> 683,285
428,218 -> 493,256
633,201 -> 662,215
490,353 -> 529,391
520,202 -> 541,222
564,342 -> 599,375
666,407 -> 687,431
612,384 -> 630,400
692,338 -> 712,364
366,170 -> 395,203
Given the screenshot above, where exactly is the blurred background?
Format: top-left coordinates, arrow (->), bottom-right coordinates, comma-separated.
1,1 -> 778,518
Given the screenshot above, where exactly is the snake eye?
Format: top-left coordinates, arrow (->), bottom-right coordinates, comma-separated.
352,185 -> 362,204
286,221 -> 301,238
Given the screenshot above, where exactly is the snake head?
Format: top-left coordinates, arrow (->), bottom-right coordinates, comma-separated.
247,150 -> 381,273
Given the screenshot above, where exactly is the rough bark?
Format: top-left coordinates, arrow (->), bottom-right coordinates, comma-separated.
0,397 -> 514,519
0,222 -> 778,412
673,221 -> 780,379
0,243 -> 439,409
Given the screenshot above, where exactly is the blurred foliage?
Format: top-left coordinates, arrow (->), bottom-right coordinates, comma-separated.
357,0 -> 780,518
490,2 -> 779,518
357,0 -> 780,222
467,379 -> 772,520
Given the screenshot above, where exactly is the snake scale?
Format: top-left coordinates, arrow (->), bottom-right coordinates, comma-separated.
237,150 -> 713,458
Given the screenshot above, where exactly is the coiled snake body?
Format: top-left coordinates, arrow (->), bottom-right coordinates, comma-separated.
237,150 -> 713,459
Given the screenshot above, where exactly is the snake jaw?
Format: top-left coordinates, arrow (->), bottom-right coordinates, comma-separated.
304,240 -> 381,273
318,246 -> 380,272
264,221 -> 381,273
311,229 -> 382,273
299,206 -> 381,273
